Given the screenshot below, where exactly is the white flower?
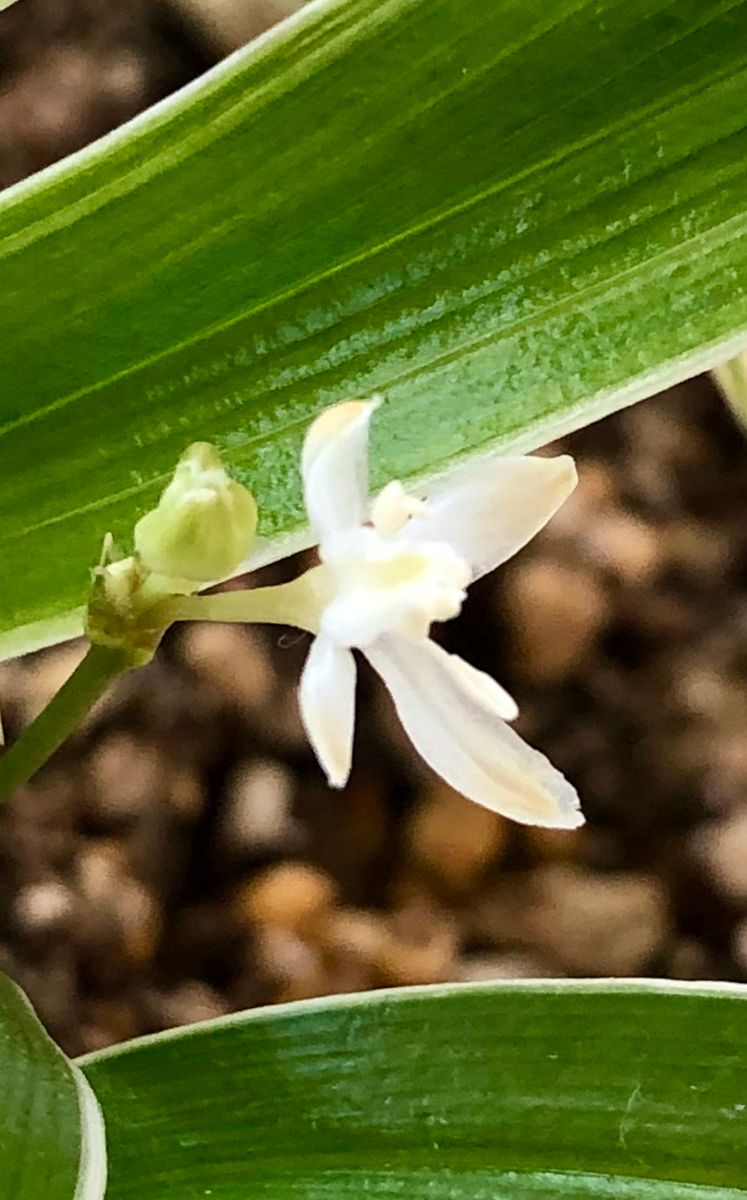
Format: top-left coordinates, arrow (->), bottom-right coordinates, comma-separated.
296,400 -> 584,829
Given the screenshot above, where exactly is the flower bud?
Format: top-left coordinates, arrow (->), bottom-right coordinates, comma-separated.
134,443 -> 257,583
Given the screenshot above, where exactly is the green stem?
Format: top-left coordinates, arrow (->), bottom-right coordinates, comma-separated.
162,568 -> 328,634
0,643 -> 131,803
0,568 -> 326,804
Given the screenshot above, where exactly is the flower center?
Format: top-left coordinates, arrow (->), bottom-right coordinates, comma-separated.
318,524 -> 470,648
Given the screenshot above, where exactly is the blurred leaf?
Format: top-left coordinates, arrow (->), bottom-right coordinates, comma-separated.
82,980 -> 747,1198
2,0 -> 747,657
0,973 -> 106,1199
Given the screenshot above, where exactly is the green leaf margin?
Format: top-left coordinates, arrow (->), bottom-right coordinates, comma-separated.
0,972 -> 106,1199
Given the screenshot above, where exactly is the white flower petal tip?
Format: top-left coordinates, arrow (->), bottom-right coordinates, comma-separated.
442,651 -> 519,722
366,636 -> 584,830
541,452 -> 578,506
299,636 -> 357,789
302,396 -> 383,480
302,399 -> 381,536
408,452 -> 579,581
303,399 -> 375,458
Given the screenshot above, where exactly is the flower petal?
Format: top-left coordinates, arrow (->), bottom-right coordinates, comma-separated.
299,635 -> 357,788
406,454 -> 577,580
440,649 -> 519,721
302,400 -> 378,536
365,636 -> 583,828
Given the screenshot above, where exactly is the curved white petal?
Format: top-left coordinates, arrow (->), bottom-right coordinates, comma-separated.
302,400 -> 378,536
365,636 -> 583,828
406,454 -> 577,580
299,635 -> 357,788
441,649 -> 519,721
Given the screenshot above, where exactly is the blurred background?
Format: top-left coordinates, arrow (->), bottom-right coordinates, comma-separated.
1,0 -> 747,1059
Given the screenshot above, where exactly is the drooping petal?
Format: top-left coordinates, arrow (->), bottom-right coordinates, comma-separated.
302,399 -> 379,536
440,649 -> 519,721
299,635 -> 357,788
365,636 -> 583,828
405,454 -> 577,580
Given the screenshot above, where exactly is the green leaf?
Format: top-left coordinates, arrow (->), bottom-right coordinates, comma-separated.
0,973 -> 106,1199
3,0 -> 747,657
80,980 -> 747,1198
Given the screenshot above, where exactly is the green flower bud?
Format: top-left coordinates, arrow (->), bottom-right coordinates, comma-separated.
134,443 -> 257,584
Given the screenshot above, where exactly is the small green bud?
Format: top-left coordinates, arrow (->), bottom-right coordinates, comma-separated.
134,443 -> 257,584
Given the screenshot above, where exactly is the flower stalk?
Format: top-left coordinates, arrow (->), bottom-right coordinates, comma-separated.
0,644 -> 130,803
160,566 -> 328,633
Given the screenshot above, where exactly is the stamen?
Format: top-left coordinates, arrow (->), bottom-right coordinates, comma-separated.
371,481 -> 427,536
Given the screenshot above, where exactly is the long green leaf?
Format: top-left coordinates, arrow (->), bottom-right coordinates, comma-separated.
2,0 -> 747,657
0,973 -> 106,1199
81,980 -> 747,1197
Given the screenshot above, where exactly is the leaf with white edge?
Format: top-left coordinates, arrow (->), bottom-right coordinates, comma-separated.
2,0 -> 747,657
82,980 -> 747,1198
0,972 -> 107,1200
